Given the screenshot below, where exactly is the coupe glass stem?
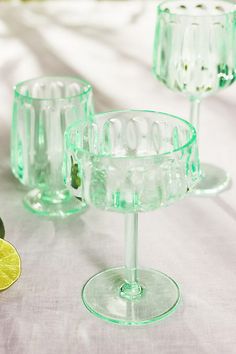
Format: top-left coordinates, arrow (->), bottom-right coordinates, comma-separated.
120,213 -> 142,300
189,96 -> 201,137
125,213 -> 138,284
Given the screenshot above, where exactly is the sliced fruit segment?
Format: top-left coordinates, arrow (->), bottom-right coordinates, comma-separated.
0,239 -> 21,291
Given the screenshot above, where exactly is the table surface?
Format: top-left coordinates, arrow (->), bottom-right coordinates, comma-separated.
0,1 -> 236,353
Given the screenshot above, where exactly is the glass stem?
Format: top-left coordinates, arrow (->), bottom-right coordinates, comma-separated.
189,97 -> 203,178
189,96 -> 201,137
125,213 -> 138,284
120,213 -> 142,300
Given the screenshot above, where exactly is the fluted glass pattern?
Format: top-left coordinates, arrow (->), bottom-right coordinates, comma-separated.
11,76 -> 93,216
64,110 -> 199,326
65,110 -> 199,213
153,0 -> 236,98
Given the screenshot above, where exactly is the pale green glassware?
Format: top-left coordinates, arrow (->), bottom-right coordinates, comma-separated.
153,0 -> 236,196
64,110 -> 200,325
11,76 -> 93,217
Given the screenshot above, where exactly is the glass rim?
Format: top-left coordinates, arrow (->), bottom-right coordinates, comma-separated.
14,75 -> 92,101
65,109 -> 197,160
157,0 -> 236,18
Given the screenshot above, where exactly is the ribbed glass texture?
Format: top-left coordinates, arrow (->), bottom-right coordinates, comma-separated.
11,76 -> 93,215
11,76 -> 93,188
65,110 -> 199,213
64,110 -> 200,325
153,0 -> 236,98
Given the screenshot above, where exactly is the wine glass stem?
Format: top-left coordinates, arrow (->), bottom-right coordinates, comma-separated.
189,97 -> 201,137
120,213 -> 142,300
190,97 -> 204,178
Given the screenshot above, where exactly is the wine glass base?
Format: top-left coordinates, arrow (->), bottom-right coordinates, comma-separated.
23,189 -> 87,217
82,267 -> 180,326
194,163 -> 230,196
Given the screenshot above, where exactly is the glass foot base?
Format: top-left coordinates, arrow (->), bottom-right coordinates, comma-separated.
82,267 -> 180,326
23,189 -> 87,217
194,163 -> 230,196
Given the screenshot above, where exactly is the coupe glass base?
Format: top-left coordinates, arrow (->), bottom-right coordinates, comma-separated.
82,267 -> 180,326
194,163 -> 230,196
23,189 -> 87,217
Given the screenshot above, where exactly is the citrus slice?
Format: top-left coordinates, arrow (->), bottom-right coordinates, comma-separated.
0,239 -> 21,291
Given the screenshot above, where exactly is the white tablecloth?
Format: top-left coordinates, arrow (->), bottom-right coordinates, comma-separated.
0,1 -> 235,353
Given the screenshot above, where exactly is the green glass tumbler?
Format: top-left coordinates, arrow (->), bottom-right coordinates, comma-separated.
153,0 -> 236,196
64,110 -> 200,325
11,76 -> 93,217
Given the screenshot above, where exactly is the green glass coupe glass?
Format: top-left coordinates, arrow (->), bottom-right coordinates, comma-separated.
64,110 -> 200,325
153,0 -> 236,196
11,76 -> 93,217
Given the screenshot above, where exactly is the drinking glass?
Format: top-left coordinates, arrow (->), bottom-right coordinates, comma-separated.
153,0 -> 236,195
64,110 -> 200,325
11,76 -> 93,217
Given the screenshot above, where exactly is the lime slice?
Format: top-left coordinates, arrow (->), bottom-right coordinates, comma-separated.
0,239 -> 21,291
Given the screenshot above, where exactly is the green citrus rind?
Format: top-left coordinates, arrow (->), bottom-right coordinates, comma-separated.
0,239 -> 21,291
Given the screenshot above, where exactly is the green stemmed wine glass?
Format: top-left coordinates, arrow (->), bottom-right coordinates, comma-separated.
153,0 -> 236,196
11,76 -> 93,217
64,110 -> 200,325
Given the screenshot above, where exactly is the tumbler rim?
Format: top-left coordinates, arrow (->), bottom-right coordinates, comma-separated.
14,75 -> 92,101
